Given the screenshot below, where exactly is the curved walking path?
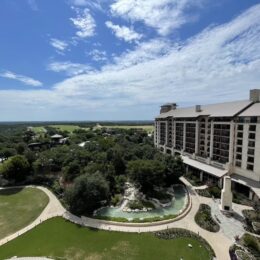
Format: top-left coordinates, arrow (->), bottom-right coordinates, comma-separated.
0,186 -> 66,247
0,181 -> 253,260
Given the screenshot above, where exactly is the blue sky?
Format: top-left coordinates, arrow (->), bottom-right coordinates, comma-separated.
0,0 -> 260,121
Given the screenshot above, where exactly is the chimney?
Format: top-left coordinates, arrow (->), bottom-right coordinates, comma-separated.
195,105 -> 201,112
160,103 -> 177,114
250,89 -> 260,102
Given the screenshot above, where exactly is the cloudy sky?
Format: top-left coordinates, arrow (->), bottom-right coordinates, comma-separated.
0,0 -> 260,121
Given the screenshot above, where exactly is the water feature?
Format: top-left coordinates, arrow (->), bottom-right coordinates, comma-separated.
95,185 -> 188,220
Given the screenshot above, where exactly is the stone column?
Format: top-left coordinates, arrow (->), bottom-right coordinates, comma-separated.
220,176 -> 233,211
200,171 -> 204,182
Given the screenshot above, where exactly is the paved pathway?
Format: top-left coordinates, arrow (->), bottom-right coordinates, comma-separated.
0,186 -> 66,247
0,181 -> 253,260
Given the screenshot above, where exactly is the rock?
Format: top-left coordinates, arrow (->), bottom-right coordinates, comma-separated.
188,244 -> 192,248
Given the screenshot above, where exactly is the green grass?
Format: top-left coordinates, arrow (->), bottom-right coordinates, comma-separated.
0,217 -> 211,260
102,125 -> 154,133
32,126 -> 46,133
48,125 -> 88,132
0,187 -> 49,240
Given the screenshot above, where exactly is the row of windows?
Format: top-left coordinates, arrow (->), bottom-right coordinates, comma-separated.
235,161 -> 254,171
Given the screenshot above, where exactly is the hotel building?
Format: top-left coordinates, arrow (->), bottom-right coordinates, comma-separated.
154,89 -> 260,201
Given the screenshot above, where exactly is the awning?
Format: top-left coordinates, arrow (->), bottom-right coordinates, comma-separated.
182,156 -> 228,178
231,174 -> 260,199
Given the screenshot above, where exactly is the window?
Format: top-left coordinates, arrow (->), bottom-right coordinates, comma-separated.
236,154 -> 242,160
247,156 -> 254,163
237,132 -> 243,138
237,147 -> 242,153
249,133 -> 255,140
249,125 -> 256,132
250,117 -> 257,123
248,148 -> 255,156
237,139 -> 243,145
236,161 -> 241,167
248,141 -> 255,148
247,164 -> 254,171
238,125 -> 244,131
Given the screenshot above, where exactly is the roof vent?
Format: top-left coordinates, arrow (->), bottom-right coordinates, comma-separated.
250,89 -> 260,102
160,103 -> 177,114
195,105 -> 201,112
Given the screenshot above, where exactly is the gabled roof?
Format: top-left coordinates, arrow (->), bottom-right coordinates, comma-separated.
156,100 -> 253,119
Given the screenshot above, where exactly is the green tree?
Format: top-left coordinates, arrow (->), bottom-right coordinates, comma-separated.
127,160 -> 165,192
164,155 -> 185,185
0,155 -> 30,182
62,161 -> 81,182
64,172 -> 109,215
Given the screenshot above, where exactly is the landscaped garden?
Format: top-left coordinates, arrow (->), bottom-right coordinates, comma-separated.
184,172 -> 204,186
0,217 -> 214,260
0,187 -> 49,240
242,209 -> 260,235
195,204 -> 220,232
230,233 -> 260,260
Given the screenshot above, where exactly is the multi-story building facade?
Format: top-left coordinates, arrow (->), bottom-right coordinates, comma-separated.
154,89 -> 260,201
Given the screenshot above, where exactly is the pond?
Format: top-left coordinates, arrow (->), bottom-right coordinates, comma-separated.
95,185 -> 188,220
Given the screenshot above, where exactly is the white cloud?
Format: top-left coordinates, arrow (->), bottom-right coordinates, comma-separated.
47,61 -> 93,76
0,71 -> 42,87
105,21 -> 142,42
88,49 -> 107,62
49,38 -> 69,53
1,4 -> 260,119
54,4 -> 260,105
70,8 -> 96,38
70,0 -> 103,11
110,0 -> 204,35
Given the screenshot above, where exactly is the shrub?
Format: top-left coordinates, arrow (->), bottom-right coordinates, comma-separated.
243,234 -> 260,252
155,228 -> 215,259
195,204 -> 220,232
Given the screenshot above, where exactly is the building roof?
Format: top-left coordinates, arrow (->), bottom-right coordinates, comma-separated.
51,134 -> 63,139
182,156 -> 228,178
239,102 -> 260,117
231,174 -> 260,198
156,100 -> 253,119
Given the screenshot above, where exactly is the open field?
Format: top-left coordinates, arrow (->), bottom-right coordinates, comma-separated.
31,126 -> 46,133
48,125 -> 88,132
0,187 -> 49,240
0,217 -> 211,260
101,125 -> 154,133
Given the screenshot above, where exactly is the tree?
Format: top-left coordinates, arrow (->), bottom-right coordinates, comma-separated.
127,160 -> 165,192
0,155 -> 30,182
62,160 -> 81,182
164,155 -> 185,185
64,172 -> 109,215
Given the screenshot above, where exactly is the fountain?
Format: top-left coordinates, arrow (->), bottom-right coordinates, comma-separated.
95,183 -> 188,221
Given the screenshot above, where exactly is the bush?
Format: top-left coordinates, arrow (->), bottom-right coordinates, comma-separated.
155,228 -> 215,259
243,234 -> 260,252
111,194 -> 122,206
195,204 -> 220,232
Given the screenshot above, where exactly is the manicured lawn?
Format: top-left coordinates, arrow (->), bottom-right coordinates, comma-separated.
0,217 -> 211,260
0,187 -> 49,240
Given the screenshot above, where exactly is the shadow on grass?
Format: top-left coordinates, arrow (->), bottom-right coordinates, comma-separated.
0,187 -> 24,196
